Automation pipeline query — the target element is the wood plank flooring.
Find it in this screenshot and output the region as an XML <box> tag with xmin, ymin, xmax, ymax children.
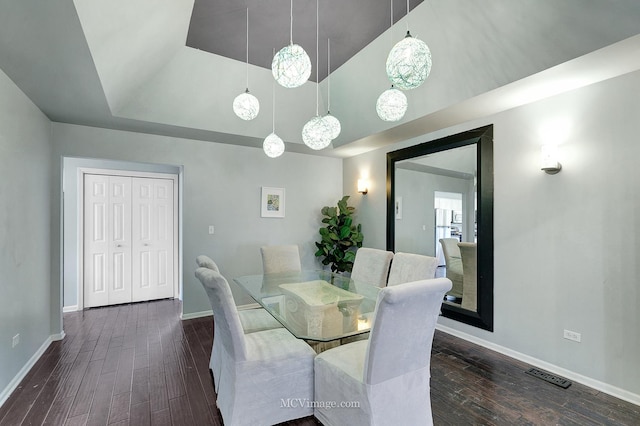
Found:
<box><xmin>1</xmin><ymin>299</ymin><xmax>638</xmax><ymax>425</ymax></box>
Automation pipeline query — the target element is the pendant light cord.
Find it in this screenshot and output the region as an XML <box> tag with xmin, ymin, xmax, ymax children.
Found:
<box><xmin>315</xmin><ymin>0</ymin><xmax>319</xmax><ymax>116</ymax></box>
<box><xmin>406</xmin><ymin>0</ymin><xmax>410</xmax><ymax>31</ymax></box>
<box><xmin>272</xmin><ymin>48</ymin><xmax>276</xmax><ymax>132</ymax></box>
<box><xmin>289</xmin><ymin>0</ymin><xmax>293</xmax><ymax>45</ymax></box>
<box><xmin>407</xmin><ymin>0</ymin><xmax>409</xmax><ymax>31</ymax></box>
<box><xmin>245</xmin><ymin>8</ymin><xmax>249</xmax><ymax>90</ymax></box>
<box><xmin>390</xmin><ymin>0</ymin><xmax>394</xmax><ymax>50</ymax></box>
<box><xmin>327</xmin><ymin>38</ymin><xmax>331</xmax><ymax>112</ymax></box>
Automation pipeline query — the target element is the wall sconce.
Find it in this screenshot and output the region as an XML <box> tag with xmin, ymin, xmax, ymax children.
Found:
<box><xmin>357</xmin><ymin>179</ymin><xmax>369</xmax><ymax>194</ymax></box>
<box><xmin>541</xmin><ymin>145</ymin><xmax>562</xmax><ymax>175</ymax></box>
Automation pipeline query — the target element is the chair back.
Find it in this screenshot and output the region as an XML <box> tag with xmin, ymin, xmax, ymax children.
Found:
<box><xmin>387</xmin><ymin>252</ymin><xmax>438</xmax><ymax>286</ymax></box>
<box><xmin>196</xmin><ymin>255</ymin><xmax>219</xmax><ymax>271</ymax></box>
<box><xmin>351</xmin><ymin>248</ymin><xmax>394</xmax><ymax>287</ymax></box>
<box><xmin>439</xmin><ymin>238</ymin><xmax>461</xmax><ymax>264</ymax></box>
<box><xmin>458</xmin><ymin>242</ymin><xmax>478</xmax><ymax>311</ymax></box>
<box><xmin>363</xmin><ymin>278</ymin><xmax>452</xmax><ymax>385</ymax></box>
<box><xmin>195</xmin><ymin>267</ymin><xmax>247</xmax><ymax>360</ymax></box>
<box><xmin>260</xmin><ymin>245</ymin><xmax>302</xmax><ymax>274</ymax></box>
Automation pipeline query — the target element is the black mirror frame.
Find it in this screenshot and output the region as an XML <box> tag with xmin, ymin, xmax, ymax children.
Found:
<box><xmin>386</xmin><ymin>125</ymin><xmax>494</xmax><ymax>331</ymax></box>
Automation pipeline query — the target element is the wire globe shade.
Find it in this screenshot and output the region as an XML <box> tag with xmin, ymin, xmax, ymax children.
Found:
<box><xmin>386</xmin><ymin>32</ymin><xmax>432</xmax><ymax>90</ymax></box>
<box><xmin>302</xmin><ymin>116</ymin><xmax>332</xmax><ymax>150</ymax></box>
<box><xmin>323</xmin><ymin>113</ymin><xmax>341</xmax><ymax>140</ymax></box>
<box><xmin>263</xmin><ymin>133</ymin><xmax>285</xmax><ymax>158</ymax></box>
<box><xmin>376</xmin><ymin>87</ymin><xmax>407</xmax><ymax>122</ymax></box>
<box><xmin>271</xmin><ymin>44</ymin><xmax>312</xmax><ymax>88</ymax></box>
<box><xmin>233</xmin><ymin>90</ymin><xmax>259</xmax><ymax>120</ymax></box>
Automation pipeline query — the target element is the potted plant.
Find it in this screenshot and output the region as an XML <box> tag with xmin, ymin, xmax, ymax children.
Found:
<box><xmin>314</xmin><ymin>195</ymin><xmax>364</xmax><ymax>273</ymax></box>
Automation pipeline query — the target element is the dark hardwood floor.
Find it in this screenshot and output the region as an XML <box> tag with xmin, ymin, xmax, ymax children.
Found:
<box><xmin>1</xmin><ymin>299</ymin><xmax>638</xmax><ymax>425</ymax></box>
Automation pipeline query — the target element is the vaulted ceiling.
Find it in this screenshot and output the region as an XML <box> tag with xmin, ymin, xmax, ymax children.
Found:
<box><xmin>1</xmin><ymin>0</ymin><xmax>640</xmax><ymax>157</ymax></box>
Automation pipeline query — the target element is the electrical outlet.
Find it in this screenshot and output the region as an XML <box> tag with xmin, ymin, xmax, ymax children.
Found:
<box><xmin>12</xmin><ymin>334</ymin><xmax>20</xmax><ymax>348</ymax></box>
<box><xmin>208</xmin><ymin>225</ymin><xmax>215</xmax><ymax>235</ymax></box>
<box><xmin>563</xmin><ymin>329</ymin><xmax>581</xmax><ymax>343</ymax></box>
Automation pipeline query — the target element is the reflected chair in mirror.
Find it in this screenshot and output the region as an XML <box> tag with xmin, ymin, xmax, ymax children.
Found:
<box><xmin>387</xmin><ymin>252</ymin><xmax>438</xmax><ymax>286</ymax></box>
<box><xmin>438</xmin><ymin>238</ymin><xmax>464</xmax><ymax>299</ymax></box>
<box><xmin>351</xmin><ymin>247</ymin><xmax>394</xmax><ymax>287</ymax></box>
<box><xmin>195</xmin><ymin>267</ymin><xmax>315</xmax><ymax>425</ymax></box>
<box><xmin>314</xmin><ymin>278</ymin><xmax>453</xmax><ymax>425</ymax></box>
<box><xmin>458</xmin><ymin>243</ymin><xmax>478</xmax><ymax>312</ymax></box>
<box><xmin>195</xmin><ymin>255</ymin><xmax>283</xmax><ymax>392</ymax></box>
<box><xmin>260</xmin><ymin>245</ymin><xmax>302</xmax><ymax>274</ymax></box>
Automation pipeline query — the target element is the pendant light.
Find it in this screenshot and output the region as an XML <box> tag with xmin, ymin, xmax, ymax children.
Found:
<box><xmin>233</xmin><ymin>8</ymin><xmax>260</xmax><ymax>120</ymax></box>
<box><xmin>272</xmin><ymin>0</ymin><xmax>312</xmax><ymax>88</ymax></box>
<box><xmin>386</xmin><ymin>0</ymin><xmax>432</xmax><ymax>90</ymax></box>
<box><xmin>264</xmin><ymin>50</ymin><xmax>285</xmax><ymax>158</ymax></box>
<box><xmin>376</xmin><ymin>85</ymin><xmax>407</xmax><ymax>121</ymax></box>
<box><xmin>323</xmin><ymin>38</ymin><xmax>341</xmax><ymax>140</ymax></box>
<box><xmin>302</xmin><ymin>0</ymin><xmax>331</xmax><ymax>150</ymax></box>
<box><xmin>376</xmin><ymin>0</ymin><xmax>407</xmax><ymax>122</ymax></box>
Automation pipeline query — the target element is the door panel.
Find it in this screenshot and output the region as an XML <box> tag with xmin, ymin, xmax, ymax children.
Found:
<box><xmin>84</xmin><ymin>175</ymin><xmax>130</xmax><ymax>307</ymax></box>
<box><xmin>107</xmin><ymin>176</ymin><xmax>132</xmax><ymax>305</ymax></box>
<box><xmin>132</xmin><ymin>177</ymin><xmax>174</xmax><ymax>302</ymax></box>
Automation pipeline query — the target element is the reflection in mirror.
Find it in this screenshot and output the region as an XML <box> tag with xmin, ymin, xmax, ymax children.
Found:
<box><xmin>395</xmin><ymin>144</ymin><xmax>476</xmax><ymax>308</ymax></box>
<box><xmin>387</xmin><ymin>125</ymin><xmax>493</xmax><ymax>331</ymax></box>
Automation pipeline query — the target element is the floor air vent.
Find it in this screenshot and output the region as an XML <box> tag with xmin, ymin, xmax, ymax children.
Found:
<box><xmin>525</xmin><ymin>368</ymin><xmax>572</xmax><ymax>389</ymax></box>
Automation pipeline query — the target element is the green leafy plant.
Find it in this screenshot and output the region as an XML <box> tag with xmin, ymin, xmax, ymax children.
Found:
<box><xmin>314</xmin><ymin>195</ymin><xmax>364</xmax><ymax>273</ymax></box>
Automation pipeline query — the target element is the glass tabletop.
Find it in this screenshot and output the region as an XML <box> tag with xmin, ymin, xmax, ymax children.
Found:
<box><xmin>233</xmin><ymin>270</ymin><xmax>380</xmax><ymax>341</ymax></box>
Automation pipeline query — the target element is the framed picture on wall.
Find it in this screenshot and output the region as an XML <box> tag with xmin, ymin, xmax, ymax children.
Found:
<box><xmin>261</xmin><ymin>187</ymin><xmax>285</xmax><ymax>218</ymax></box>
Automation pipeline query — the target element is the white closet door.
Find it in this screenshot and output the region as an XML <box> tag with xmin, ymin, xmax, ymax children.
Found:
<box><xmin>84</xmin><ymin>175</ymin><xmax>132</xmax><ymax>308</ymax></box>
<box><xmin>131</xmin><ymin>177</ymin><xmax>175</xmax><ymax>302</ymax></box>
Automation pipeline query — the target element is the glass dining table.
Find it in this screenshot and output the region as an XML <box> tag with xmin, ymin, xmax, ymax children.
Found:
<box><xmin>233</xmin><ymin>270</ymin><xmax>381</xmax><ymax>343</ymax></box>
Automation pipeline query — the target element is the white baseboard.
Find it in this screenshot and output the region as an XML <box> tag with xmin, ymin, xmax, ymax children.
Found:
<box><xmin>435</xmin><ymin>323</ymin><xmax>640</xmax><ymax>406</ymax></box>
<box><xmin>180</xmin><ymin>309</ymin><xmax>213</xmax><ymax>320</ymax></box>
<box><xmin>63</xmin><ymin>305</ymin><xmax>78</xmax><ymax>313</ymax></box>
<box><xmin>180</xmin><ymin>303</ymin><xmax>260</xmax><ymax>320</ymax></box>
<box><xmin>0</xmin><ymin>333</ymin><xmax>59</xmax><ymax>408</ymax></box>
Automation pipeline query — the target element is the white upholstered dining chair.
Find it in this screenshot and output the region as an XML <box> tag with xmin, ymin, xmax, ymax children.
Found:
<box><xmin>350</xmin><ymin>247</ymin><xmax>394</xmax><ymax>287</ymax></box>
<box><xmin>314</xmin><ymin>278</ymin><xmax>453</xmax><ymax>425</ymax></box>
<box><xmin>195</xmin><ymin>255</ymin><xmax>282</xmax><ymax>392</ymax></box>
<box><xmin>260</xmin><ymin>244</ymin><xmax>302</xmax><ymax>274</ymax></box>
<box><xmin>386</xmin><ymin>252</ymin><xmax>438</xmax><ymax>286</ymax></box>
<box><xmin>195</xmin><ymin>267</ymin><xmax>315</xmax><ymax>426</ymax></box>
<box><xmin>458</xmin><ymin>242</ymin><xmax>478</xmax><ymax>312</ymax></box>
<box><xmin>196</xmin><ymin>254</ymin><xmax>219</xmax><ymax>271</ymax></box>
<box><xmin>439</xmin><ymin>238</ymin><xmax>464</xmax><ymax>298</ymax></box>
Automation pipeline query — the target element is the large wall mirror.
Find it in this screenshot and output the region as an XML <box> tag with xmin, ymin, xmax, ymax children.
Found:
<box><xmin>386</xmin><ymin>125</ymin><xmax>493</xmax><ymax>331</ymax></box>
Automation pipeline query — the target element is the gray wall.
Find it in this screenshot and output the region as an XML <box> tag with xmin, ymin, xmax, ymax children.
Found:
<box><xmin>0</xmin><ymin>69</ymin><xmax>53</xmax><ymax>398</ymax></box>
<box><xmin>51</xmin><ymin>123</ymin><xmax>343</xmax><ymax>316</ymax></box>
<box><xmin>344</xmin><ymin>70</ymin><xmax>640</xmax><ymax>398</ymax></box>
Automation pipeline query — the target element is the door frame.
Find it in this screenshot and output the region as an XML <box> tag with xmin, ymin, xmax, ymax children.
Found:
<box><xmin>78</xmin><ymin>167</ymin><xmax>179</xmax><ymax>310</ymax></box>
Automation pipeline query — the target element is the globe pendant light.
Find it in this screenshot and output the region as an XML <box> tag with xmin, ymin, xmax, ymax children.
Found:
<box><xmin>323</xmin><ymin>39</ymin><xmax>341</xmax><ymax>140</ymax></box>
<box><xmin>264</xmin><ymin>50</ymin><xmax>285</xmax><ymax>158</ymax></box>
<box><xmin>302</xmin><ymin>0</ymin><xmax>331</xmax><ymax>150</ymax></box>
<box><xmin>272</xmin><ymin>0</ymin><xmax>311</xmax><ymax>88</ymax></box>
<box><xmin>386</xmin><ymin>0</ymin><xmax>432</xmax><ymax>90</ymax></box>
<box><xmin>302</xmin><ymin>116</ymin><xmax>332</xmax><ymax>150</ymax></box>
<box><xmin>233</xmin><ymin>8</ymin><xmax>259</xmax><ymax>120</ymax></box>
<box><xmin>233</xmin><ymin>89</ymin><xmax>259</xmax><ymax>121</ymax></box>
<box><xmin>263</xmin><ymin>133</ymin><xmax>285</xmax><ymax>158</ymax></box>
<box><xmin>376</xmin><ymin>85</ymin><xmax>407</xmax><ymax>122</ymax></box>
